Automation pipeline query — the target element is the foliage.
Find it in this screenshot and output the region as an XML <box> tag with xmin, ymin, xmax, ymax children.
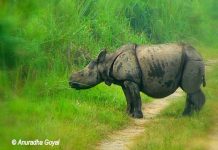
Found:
<box><xmin>132</xmin><ymin>64</ymin><xmax>218</xmax><ymax>150</ymax></box>
<box><xmin>0</xmin><ymin>0</ymin><xmax>217</xmax><ymax>149</ymax></box>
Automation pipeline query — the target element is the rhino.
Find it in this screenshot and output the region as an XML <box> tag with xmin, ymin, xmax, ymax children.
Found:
<box><xmin>69</xmin><ymin>43</ymin><xmax>206</xmax><ymax>118</ymax></box>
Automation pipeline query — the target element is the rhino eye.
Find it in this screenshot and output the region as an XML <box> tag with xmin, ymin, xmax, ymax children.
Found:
<box><xmin>80</xmin><ymin>73</ymin><xmax>84</xmax><ymax>77</ymax></box>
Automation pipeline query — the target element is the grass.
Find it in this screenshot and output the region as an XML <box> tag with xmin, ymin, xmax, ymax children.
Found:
<box><xmin>131</xmin><ymin>61</ymin><xmax>218</xmax><ymax>150</ymax></box>
<box><xmin>0</xmin><ymin>83</ymin><xmax>131</xmax><ymax>150</ymax></box>
<box><xmin>0</xmin><ymin>0</ymin><xmax>218</xmax><ymax>149</ymax></box>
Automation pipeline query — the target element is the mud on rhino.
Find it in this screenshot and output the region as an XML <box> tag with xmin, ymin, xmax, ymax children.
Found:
<box><xmin>69</xmin><ymin>43</ymin><xmax>206</xmax><ymax>118</ymax></box>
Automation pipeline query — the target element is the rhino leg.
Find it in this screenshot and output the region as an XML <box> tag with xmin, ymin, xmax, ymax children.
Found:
<box><xmin>123</xmin><ymin>81</ymin><xmax>143</xmax><ymax>118</ymax></box>
<box><xmin>183</xmin><ymin>89</ymin><xmax>205</xmax><ymax>115</ymax></box>
<box><xmin>181</xmin><ymin>60</ymin><xmax>206</xmax><ymax>115</ymax></box>
<box><xmin>122</xmin><ymin>86</ymin><xmax>134</xmax><ymax>115</ymax></box>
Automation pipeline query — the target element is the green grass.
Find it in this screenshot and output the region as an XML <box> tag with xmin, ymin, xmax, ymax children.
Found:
<box><xmin>0</xmin><ymin>83</ymin><xmax>131</xmax><ymax>150</ymax></box>
<box><xmin>0</xmin><ymin>0</ymin><xmax>218</xmax><ymax>149</ymax></box>
<box><xmin>131</xmin><ymin>62</ymin><xmax>218</xmax><ymax>150</ymax></box>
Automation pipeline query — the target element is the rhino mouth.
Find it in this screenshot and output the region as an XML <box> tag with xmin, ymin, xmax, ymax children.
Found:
<box><xmin>69</xmin><ymin>81</ymin><xmax>92</xmax><ymax>89</ymax></box>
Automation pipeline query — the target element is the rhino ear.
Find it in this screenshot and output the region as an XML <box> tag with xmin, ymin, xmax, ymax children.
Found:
<box><xmin>97</xmin><ymin>49</ymin><xmax>107</xmax><ymax>63</ymax></box>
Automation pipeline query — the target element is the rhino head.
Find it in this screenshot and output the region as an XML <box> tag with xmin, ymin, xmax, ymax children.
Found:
<box><xmin>69</xmin><ymin>50</ymin><xmax>107</xmax><ymax>89</ymax></box>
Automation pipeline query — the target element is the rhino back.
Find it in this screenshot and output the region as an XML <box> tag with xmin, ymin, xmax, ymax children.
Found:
<box><xmin>136</xmin><ymin>43</ymin><xmax>184</xmax><ymax>98</ymax></box>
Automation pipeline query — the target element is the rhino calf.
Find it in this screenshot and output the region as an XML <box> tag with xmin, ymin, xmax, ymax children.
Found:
<box><xmin>69</xmin><ymin>43</ymin><xmax>206</xmax><ymax>118</ymax></box>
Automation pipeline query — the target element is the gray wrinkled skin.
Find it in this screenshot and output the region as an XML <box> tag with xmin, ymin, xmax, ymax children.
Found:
<box><xmin>69</xmin><ymin>43</ymin><xmax>206</xmax><ymax>118</ymax></box>
<box><xmin>136</xmin><ymin>44</ymin><xmax>184</xmax><ymax>98</ymax></box>
<box><xmin>69</xmin><ymin>61</ymin><xmax>101</xmax><ymax>89</ymax></box>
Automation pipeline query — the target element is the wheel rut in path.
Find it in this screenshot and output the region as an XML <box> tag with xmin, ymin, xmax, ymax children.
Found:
<box><xmin>208</xmin><ymin>115</ymin><xmax>218</xmax><ymax>150</ymax></box>
<box><xmin>96</xmin><ymin>88</ymin><xmax>183</xmax><ymax>150</ymax></box>
<box><xmin>205</xmin><ymin>59</ymin><xmax>218</xmax><ymax>150</ymax></box>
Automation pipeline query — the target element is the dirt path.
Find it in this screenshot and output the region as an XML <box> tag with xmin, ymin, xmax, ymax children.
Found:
<box><xmin>208</xmin><ymin>116</ymin><xmax>218</xmax><ymax>150</ymax></box>
<box><xmin>205</xmin><ymin>59</ymin><xmax>218</xmax><ymax>71</ymax></box>
<box><xmin>205</xmin><ymin>59</ymin><xmax>218</xmax><ymax>150</ymax></box>
<box><xmin>96</xmin><ymin>88</ymin><xmax>183</xmax><ymax>150</ymax></box>
<box><xmin>96</xmin><ymin>59</ymin><xmax>218</xmax><ymax>150</ymax></box>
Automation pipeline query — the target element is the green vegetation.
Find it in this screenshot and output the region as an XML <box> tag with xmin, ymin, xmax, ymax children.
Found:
<box><xmin>0</xmin><ymin>0</ymin><xmax>217</xmax><ymax>149</ymax></box>
<box><xmin>0</xmin><ymin>83</ymin><xmax>131</xmax><ymax>149</ymax></box>
<box><xmin>131</xmin><ymin>63</ymin><xmax>218</xmax><ymax>150</ymax></box>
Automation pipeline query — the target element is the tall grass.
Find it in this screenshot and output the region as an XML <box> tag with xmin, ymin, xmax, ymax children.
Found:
<box><xmin>1</xmin><ymin>0</ymin><xmax>217</xmax><ymax>85</ymax></box>
<box><xmin>0</xmin><ymin>0</ymin><xmax>217</xmax><ymax>149</ymax></box>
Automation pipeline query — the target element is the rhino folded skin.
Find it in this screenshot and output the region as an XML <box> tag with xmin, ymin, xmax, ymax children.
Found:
<box><xmin>69</xmin><ymin>43</ymin><xmax>206</xmax><ymax>118</ymax></box>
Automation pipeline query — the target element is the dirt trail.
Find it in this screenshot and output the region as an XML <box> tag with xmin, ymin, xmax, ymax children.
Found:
<box><xmin>96</xmin><ymin>59</ymin><xmax>218</xmax><ymax>150</ymax></box>
<box><xmin>208</xmin><ymin>116</ymin><xmax>218</xmax><ymax>150</ymax></box>
<box><xmin>205</xmin><ymin>59</ymin><xmax>218</xmax><ymax>71</ymax></box>
<box><xmin>96</xmin><ymin>88</ymin><xmax>183</xmax><ymax>150</ymax></box>
<box><xmin>206</xmin><ymin>59</ymin><xmax>218</xmax><ymax>150</ymax></box>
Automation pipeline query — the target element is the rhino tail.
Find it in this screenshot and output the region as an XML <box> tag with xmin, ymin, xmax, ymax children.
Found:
<box><xmin>201</xmin><ymin>63</ymin><xmax>206</xmax><ymax>87</ymax></box>
<box><xmin>203</xmin><ymin>74</ymin><xmax>206</xmax><ymax>87</ymax></box>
